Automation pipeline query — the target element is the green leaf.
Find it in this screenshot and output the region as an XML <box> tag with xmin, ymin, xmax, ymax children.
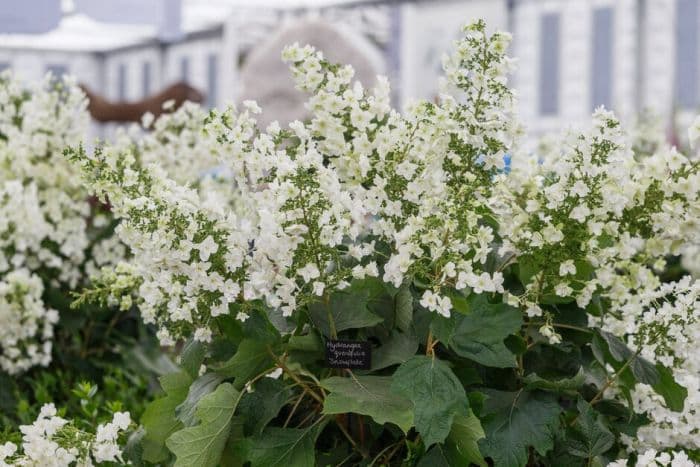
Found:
<box><xmin>214</xmin><ymin>339</ymin><xmax>276</xmax><ymax>389</ymax></box>
<box><xmin>321</xmin><ymin>375</ymin><xmax>414</xmax><ymax>432</ymax></box>
<box><xmin>447</xmin><ymin>410</ymin><xmax>488</xmax><ymax>466</ymax></box>
<box><xmin>446</xmin><ymin>291</ymin><xmax>470</xmax><ymax>315</ymax></box>
<box><xmin>367</xmin><ymin>279</ymin><xmax>414</xmax><ymax>332</ymax></box>
<box><xmin>123</xmin><ymin>427</ymin><xmax>146</xmax><ymax>467</ymax></box>
<box><xmin>417</xmin><ymin>410</ymin><xmax>487</xmax><ymax>467</ymax></box>
<box><xmin>391</xmin><ymin>356</ymin><xmax>469</xmax><ymax>446</ymax></box>
<box><xmin>288</xmin><ymin>333</ymin><xmax>324</xmax><ymax>353</ymax></box>
<box><xmin>209</xmin><ymin>336</ymin><xmax>237</xmax><ymax>362</ymax></box>
<box><xmin>417</xmin><ymin>445</ymin><xmax>454</xmax><ymax>467</ymax></box>
<box><xmin>166</xmin><ymin>382</ymin><xmax>241</xmax><ymax>467</ymax></box>
<box><xmin>479</xmin><ymin>390</ymin><xmax>561</xmax><ymax>467</ymax></box>
<box><xmin>237</xmin><ymin>378</ymin><xmax>292</xmax><ymax>435</ymax></box>
<box><xmin>308</xmin><ymin>283</ymin><xmax>384</xmax><ymax>337</ymax></box>
<box><xmin>267</xmin><ymin>306</ymin><xmax>295</xmax><ymax>334</ymax></box>
<box><xmin>651</xmin><ymin>363</ymin><xmax>687</xmax><ymax>412</ymax></box>
<box><xmin>176</xmin><ymin>373</ymin><xmax>225</xmax><ymax>426</ymax></box>
<box><xmin>597</xmin><ymin>330</ymin><xmax>659</xmax><ymax>385</ymax></box>
<box><xmin>371</xmin><ymin>331</ymin><xmax>419</xmax><ymax>371</ymax></box>
<box><xmin>0</xmin><ymin>371</ymin><xmax>17</xmax><ymax>417</ymax></box>
<box><xmin>141</xmin><ymin>371</ymin><xmax>193</xmax><ymax>463</ymax></box>
<box><xmin>244</xmin><ymin>422</ymin><xmax>328</xmax><ymax>467</ymax></box>
<box><xmin>594</xmin><ymin>330</ymin><xmax>685</xmax><ymax>409</ymax></box>
<box><xmin>394</xmin><ymin>281</ymin><xmax>414</xmax><ymax>332</ymax></box>
<box><xmin>523</xmin><ymin>368</ymin><xmax>585</xmax><ymax>395</ymax></box>
<box><xmin>241</xmin><ymin>308</ymin><xmax>282</xmax><ymax>343</ymax></box>
<box><xmin>435</xmin><ymin>295</ymin><xmax>522</xmax><ymax>368</ymax></box>
<box><xmin>221</xmin><ymin>417</ymin><xmax>247</xmax><ymax>467</ymax></box>
<box><xmin>181</xmin><ymin>339</ymin><xmax>207</xmax><ymax>379</ymax></box>
<box><xmin>566</xmin><ymin>399</ymin><xmax>614</xmax><ymax>459</ymax></box>
<box><xmin>122</xmin><ymin>341</ymin><xmax>179</xmax><ymax>377</ymax></box>
<box><xmin>517</xmin><ymin>257</ymin><xmax>593</xmax><ymax>305</ymax></box>
<box><xmin>516</xmin><ymin>255</ymin><xmax>539</xmax><ymax>288</ymax></box>
<box><xmin>430</xmin><ymin>314</ymin><xmax>456</xmax><ymax>344</ymax></box>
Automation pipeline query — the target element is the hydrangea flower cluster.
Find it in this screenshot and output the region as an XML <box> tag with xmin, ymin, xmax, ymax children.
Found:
<box><xmin>494</xmin><ymin>109</ymin><xmax>700</xmax><ymax>333</ymax></box>
<box><xmin>601</xmin><ymin>278</ymin><xmax>700</xmax><ymax>453</ymax></box>
<box><xmin>0</xmin><ymin>269</ymin><xmax>57</xmax><ymax>374</ymax></box>
<box><xmin>0</xmin><ymin>73</ymin><xmax>130</xmax><ymax>374</ymax></box>
<box><xmin>138</xmin><ymin>102</ymin><xmax>222</xmax><ymax>185</ymax></box>
<box><xmin>0</xmin><ymin>404</ymin><xmax>130</xmax><ymax>466</ymax></box>
<box><xmin>609</xmin><ymin>449</ymin><xmax>696</xmax><ymax>467</ymax></box>
<box><xmin>69</xmin><ymin>21</ymin><xmax>516</xmax><ymax>345</ymax></box>
<box><xmin>498</xmin><ymin>111</ymin><xmax>700</xmax><ymax>455</ymax></box>
<box><xmin>104</xmin><ymin>101</ymin><xmax>247</xmax><ymax>218</ymax></box>
<box><xmin>0</xmin><ymin>73</ymin><xmax>92</xmax><ymax>287</ymax></box>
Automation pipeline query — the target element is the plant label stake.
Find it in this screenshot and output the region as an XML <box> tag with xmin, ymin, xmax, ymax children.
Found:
<box><xmin>325</xmin><ymin>339</ymin><xmax>371</xmax><ymax>369</ymax></box>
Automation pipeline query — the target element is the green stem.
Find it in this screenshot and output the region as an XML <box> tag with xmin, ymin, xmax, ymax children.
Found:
<box><xmin>284</xmin><ymin>390</ymin><xmax>307</xmax><ymax>428</ymax></box>
<box><xmin>325</xmin><ymin>292</ymin><xmax>337</xmax><ymax>339</ymax></box>
<box><xmin>590</xmin><ymin>348</ymin><xmax>642</xmax><ymax>406</ymax></box>
<box><xmin>368</xmin><ymin>441</ymin><xmax>402</xmax><ymax>467</ymax></box>
<box><xmin>269</xmin><ymin>348</ymin><xmax>325</xmax><ymax>404</ymax></box>
<box><xmin>336</xmin><ymin>419</ymin><xmax>360</xmax><ymax>452</ymax></box>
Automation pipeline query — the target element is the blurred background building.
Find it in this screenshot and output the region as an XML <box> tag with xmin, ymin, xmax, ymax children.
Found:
<box><xmin>0</xmin><ymin>0</ymin><xmax>692</xmax><ymax>142</ymax></box>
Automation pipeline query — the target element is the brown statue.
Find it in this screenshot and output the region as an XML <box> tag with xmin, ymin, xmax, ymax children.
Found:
<box><xmin>79</xmin><ymin>82</ymin><xmax>205</xmax><ymax>123</ymax></box>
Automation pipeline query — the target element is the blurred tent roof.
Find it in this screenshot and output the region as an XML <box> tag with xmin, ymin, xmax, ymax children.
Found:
<box><xmin>0</xmin><ymin>0</ymin><xmax>387</xmax><ymax>52</ymax></box>
<box><xmin>0</xmin><ymin>14</ymin><xmax>156</xmax><ymax>52</ymax></box>
<box><xmin>184</xmin><ymin>0</ymin><xmax>382</xmax><ymax>9</ymax></box>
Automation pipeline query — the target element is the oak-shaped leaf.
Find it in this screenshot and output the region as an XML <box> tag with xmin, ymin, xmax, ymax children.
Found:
<box><xmin>391</xmin><ymin>356</ymin><xmax>469</xmax><ymax>446</ymax></box>
<box><xmin>166</xmin><ymin>382</ymin><xmax>241</xmax><ymax>467</ymax></box>
<box><xmin>478</xmin><ymin>390</ymin><xmax>561</xmax><ymax>467</ymax></box>
<box><xmin>141</xmin><ymin>371</ymin><xmax>192</xmax><ymax>463</ymax></box>
<box><xmin>321</xmin><ymin>375</ymin><xmax>413</xmax><ymax>432</ymax></box>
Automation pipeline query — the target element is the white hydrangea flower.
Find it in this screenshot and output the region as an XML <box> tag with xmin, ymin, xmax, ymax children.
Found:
<box><xmin>0</xmin><ymin>74</ymin><xmax>133</xmax><ymax>374</ymax></box>
<box><xmin>1</xmin><ymin>404</ymin><xmax>129</xmax><ymax>466</ymax></box>
<box><xmin>0</xmin><ymin>269</ymin><xmax>57</xmax><ymax>375</ymax></box>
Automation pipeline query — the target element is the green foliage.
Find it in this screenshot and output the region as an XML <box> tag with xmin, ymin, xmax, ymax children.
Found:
<box><xmin>321</xmin><ymin>375</ymin><xmax>413</xmax><ymax>432</ymax></box>
<box><xmin>243</xmin><ymin>421</ymin><xmax>328</xmax><ymax>467</ymax></box>
<box><xmin>432</xmin><ymin>295</ymin><xmax>522</xmax><ymax>368</ymax></box>
<box><xmin>419</xmin><ymin>410</ymin><xmax>487</xmax><ymax>467</ymax></box>
<box><xmin>106</xmin><ymin>241</ymin><xmax>691</xmax><ymax>467</ymax></box>
<box><xmin>166</xmin><ymin>382</ymin><xmax>241</xmax><ymax>467</ymax></box>
<box><xmin>237</xmin><ymin>378</ymin><xmax>292</xmax><ymax>436</ymax></box>
<box><xmin>391</xmin><ymin>356</ymin><xmax>469</xmax><ymax>447</ymax></box>
<box><xmin>180</xmin><ymin>339</ymin><xmax>207</xmax><ymax>379</ymax></box>
<box><xmin>478</xmin><ymin>390</ymin><xmax>562</xmax><ymax>467</ymax></box>
<box><xmin>370</xmin><ymin>331</ymin><xmax>419</xmax><ymax>371</ymax></box>
<box><xmin>523</xmin><ymin>369</ymin><xmax>585</xmax><ymax>395</ymax></box>
<box><xmin>592</xmin><ymin>330</ymin><xmax>687</xmax><ymax>412</ymax></box>
<box><xmin>1</xmin><ymin>255</ymin><xmax>164</xmax><ymax>449</ymax></box>
<box><xmin>214</xmin><ymin>339</ymin><xmax>277</xmax><ymax>389</ymax></box>
<box><xmin>141</xmin><ymin>371</ymin><xmax>192</xmax><ymax>463</ymax></box>
<box><xmin>175</xmin><ymin>373</ymin><xmax>225</xmax><ymax>426</ymax></box>
<box><xmin>652</xmin><ymin>364</ymin><xmax>688</xmax><ymax>412</ymax></box>
<box><xmin>566</xmin><ymin>400</ymin><xmax>615</xmax><ymax>460</ymax></box>
<box><xmin>308</xmin><ymin>280</ymin><xmax>384</xmax><ymax>337</ymax></box>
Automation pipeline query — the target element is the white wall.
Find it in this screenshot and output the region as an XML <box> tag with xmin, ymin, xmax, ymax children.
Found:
<box><xmin>399</xmin><ymin>0</ymin><xmax>509</xmax><ymax>106</ymax></box>
<box><xmin>104</xmin><ymin>46</ymin><xmax>162</xmax><ymax>101</ymax></box>
<box><xmin>641</xmin><ymin>0</ymin><xmax>675</xmax><ymax>118</ymax></box>
<box><xmin>513</xmin><ymin>0</ymin><xmax>639</xmax><ymax>138</ymax></box>
<box><xmin>163</xmin><ymin>35</ymin><xmax>225</xmax><ymax>107</ymax></box>
<box><xmin>0</xmin><ymin>49</ymin><xmax>100</xmax><ymax>88</ymax></box>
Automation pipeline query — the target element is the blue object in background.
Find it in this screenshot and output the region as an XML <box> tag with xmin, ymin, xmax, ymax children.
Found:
<box><xmin>502</xmin><ymin>153</ymin><xmax>512</xmax><ymax>173</ymax></box>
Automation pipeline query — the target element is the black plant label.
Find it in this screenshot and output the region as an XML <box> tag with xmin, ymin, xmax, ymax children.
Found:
<box><xmin>325</xmin><ymin>339</ymin><xmax>371</xmax><ymax>369</ymax></box>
